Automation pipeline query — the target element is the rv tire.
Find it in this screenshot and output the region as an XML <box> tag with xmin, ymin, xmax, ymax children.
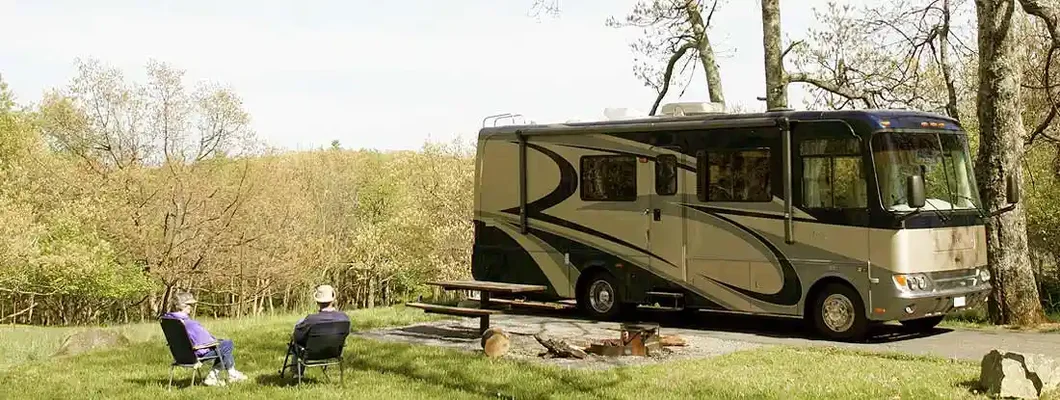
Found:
<box><xmin>578</xmin><ymin>272</ymin><xmax>623</xmax><ymax>320</ymax></box>
<box><xmin>810</xmin><ymin>282</ymin><xmax>868</xmax><ymax>342</ymax></box>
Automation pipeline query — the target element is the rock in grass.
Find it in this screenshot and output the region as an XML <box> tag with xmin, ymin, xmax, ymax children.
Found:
<box><xmin>52</xmin><ymin>329</ymin><xmax>131</xmax><ymax>357</ymax></box>
<box><xmin>481</xmin><ymin>327</ymin><xmax>510</xmax><ymax>358</ymax></box>
<box><xmin>979</xmin><ymin>349</ymin><xmax>1060</xmax><ymax>399</ymax></box>
<box><xmin>1024</xmin><ymin>353</ymin><xmax>1060</xmax><ymax>396</ymax></box>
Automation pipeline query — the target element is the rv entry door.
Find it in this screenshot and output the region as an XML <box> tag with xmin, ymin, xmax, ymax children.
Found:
<box><xmin>648</xmin><ymin>148</ymin><xmax>687</xmax><ymax>284</ymax></box>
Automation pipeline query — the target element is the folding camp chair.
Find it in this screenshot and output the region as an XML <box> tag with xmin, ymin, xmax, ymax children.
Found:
<box><xmin>278</xmin><ymin>320</ymin><xmax>351</xmax><ymax>385</ymax></box>
<box><xmin>159</xmin><ymin>317</ymin><xmax>224</xmax><ymax>390</ymax></box>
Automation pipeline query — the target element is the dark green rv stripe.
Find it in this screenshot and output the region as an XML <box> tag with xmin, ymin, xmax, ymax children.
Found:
<box><xmin>497</xmin><ymin>141</ymin><xmax>682</xmax><ymax>270</ymax></box>
<box><xmin>683</xmin><ymin>204</ymin><xmax>803</xmax><ymax>306</ymax></box>
<box><xmin>552</xmin><ymin>143</ymin><xmax>697</xmax><ymax>172</ymax></box>
<box><xmin>470</xmin><ymin>221</ymin><xmax>557</xmax><ymax>297</ymax></box>
<box><xmin>501</xmin><ymin>142</ymin><xmax>579</xmax><ymax>216</ymax></box>
<box><xmin>687</xmin><ymin>205</ymin><xmax>819</xmax><ymax>224</ymax></box>
<box><xmin>514</xmin><ymin>211</ymin><xmax>679</xmax><ymax>270</ymax></box>
<box><xmin>526</xmin><ymin>226</ymin><xmax>725</xmax><ymax>310</ymax></box>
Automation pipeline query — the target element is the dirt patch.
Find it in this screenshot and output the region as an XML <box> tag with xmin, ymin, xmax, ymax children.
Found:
<box><xmin>355</xmin><ymin>314</ymin><xmax>764</xmax><ymax>370</ymax></box>
<box><xmin>52</xmin><ymin>328</ymin><xmax>131</xmax><ymax>357</ymax></box>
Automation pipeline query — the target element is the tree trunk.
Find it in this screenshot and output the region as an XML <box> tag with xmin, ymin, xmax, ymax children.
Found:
<box><xmin>684</xmin><ymin>0</ymin><xmax>725</xmax><ymax>104</ymax></box>
<box><xmin>283</xmin><ymin>285</ymin><xmax>290</xmax><ymax>310</ymax></box>
<box><xmin>367</xmin><ymin>275</ymin><xmax>375</xmax><ymax>309</ymax></box>
<box><xmin>27</xmin><ymin>295</ymin><xmax>35</xmax><ymax>324</ymax></box>
<box><xmin>940</xmin><ymin>0</ymin><xmax>961</xmax><ymax>120</ymax></box>
<box><xmin>761</xmin><ymin>0</ymin><xmax>787</xmax><ymax>109</ymax></box>
<box><xmin>974</xmin><ymin>0</ymin><xmax>1044</xmax><ymax>326</ymax></box>
<box><xmin>698</xmin><ymin>37</ymin><xmax>726</xmax><ymax>105</ymax></box>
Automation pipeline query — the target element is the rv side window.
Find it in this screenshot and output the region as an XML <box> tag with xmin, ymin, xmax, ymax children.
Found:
<box><xmin>696</xmin><ymin>148</ymin><xmax>771</xmax><ymax>202</ymax></box>
<box><xmin>800</xmin><ymin>138</ymin><xmax>867</xmax><ymax>208</ymax></box>
<box><xmin>655</xmin><ymin>155</ymin><xmax>677</xmax><ymax>196</ymax></box>
<box><xmin>580</xmin><ymin>155</ymin><xmax>637</xmax><ymax>201</ymax></box>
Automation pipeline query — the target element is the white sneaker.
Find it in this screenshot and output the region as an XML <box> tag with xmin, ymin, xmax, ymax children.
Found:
<box><xmin>227</xmin><ymin>369</ymin><xmax>248</xmax><ymax>383</ymax></box>
<box><xmin>202</xmin><ymin>369</ymin><xmax>226</xmax><ymax>387</ymax></box>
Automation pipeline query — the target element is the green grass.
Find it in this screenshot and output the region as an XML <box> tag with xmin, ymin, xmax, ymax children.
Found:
<box><xmin>0</xmin><ymin>306</ymin><xmax>1010</xmax><ymax>399</ymax></box>
<box><xmin>941</xmin><ymin>305</ymin><xmax>1060</xmax><ymax>332</ymax></box>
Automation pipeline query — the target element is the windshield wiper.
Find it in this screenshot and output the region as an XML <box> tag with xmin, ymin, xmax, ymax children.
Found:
<box><xmin>900</xmin><ymin>199</ymin><xmax>950</xmax><ymax>223</ymax></box>
<box><xmin>923</xmin><ymin>198</ymin><xmax>951</xmax><ymax>222</ymax></box>
<box><xmin>953</xmin><ymin>193</ymin><xmax>987</xmax><ymax>218</ymax></box>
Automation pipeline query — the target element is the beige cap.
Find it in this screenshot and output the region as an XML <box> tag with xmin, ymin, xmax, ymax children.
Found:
<box><xmin>174</xmin><ymin>292</ymin><xmax>197</xmax><ymax>307</ymax></box>
<box><xmin>314</xmin><ymin>285</ymin><xmax>336</xmax><ymax>303</ymax></box>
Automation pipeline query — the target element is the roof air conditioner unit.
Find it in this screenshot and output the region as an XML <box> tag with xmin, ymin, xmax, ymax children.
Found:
<box><xmin>603</xmin><ymin>107</ymin><xmax>646</xmax><ymax>120</ymax></box>
<box><xmin>660</xmin><ymin>102</ymin><xmax>726</xmax><ymax>116</ymax></box>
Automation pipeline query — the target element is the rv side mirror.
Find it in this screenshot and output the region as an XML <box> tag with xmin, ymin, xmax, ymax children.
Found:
<box><xmin>1006</xmin><ymin>174</ymin><xmax>1020</xmax><ymax>204</ymax></box>
<box><xmin>907</xmin><ymin>175</ymin><xmax>926</xmax><ymax>209</ymax></box>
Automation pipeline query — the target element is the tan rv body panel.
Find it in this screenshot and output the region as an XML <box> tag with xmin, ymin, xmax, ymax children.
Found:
<box><xmin>473</xmin><ymin>126</ymin><xmax>991</xmax><ymax>321</ymax></box>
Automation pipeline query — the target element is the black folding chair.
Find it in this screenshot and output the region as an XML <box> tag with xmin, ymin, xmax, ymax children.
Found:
<box><xmin>159</xmin><ymin>317</ymin><xmax>223</xmax><ymax>390</ymax></box>
<box><xmin>278</xmin><ymin>320</ymin><xmax>351</xmax><ymax>385</ymax></box>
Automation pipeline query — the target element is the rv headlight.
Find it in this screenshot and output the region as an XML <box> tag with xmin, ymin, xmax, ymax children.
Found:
<box><xmin>893</xmin><ymin>273</ymin><xmax>930</xmax><ymax>291</ymax></box>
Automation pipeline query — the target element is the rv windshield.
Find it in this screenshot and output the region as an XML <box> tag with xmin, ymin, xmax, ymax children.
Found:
<box><xmin>872</xmin><ymin>131</ymin><xmax>982</xmax><ymax>212</ymax></box>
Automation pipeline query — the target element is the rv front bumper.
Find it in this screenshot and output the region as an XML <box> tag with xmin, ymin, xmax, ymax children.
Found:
<box><xmin>869</xmin><ymin>269</ymin><xmax>992</xmax><ymax>321</ymax></box>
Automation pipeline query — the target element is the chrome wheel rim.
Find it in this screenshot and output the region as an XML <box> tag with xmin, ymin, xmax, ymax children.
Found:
<box><xmin>822</xmin><ymin>293</ymin><xmax>855</xmax><ymax>333</ymax></box>
<box><xmin>589</xmin><ymin>280</ymin><xmax>614</xmax><ymax>313</ymax></box>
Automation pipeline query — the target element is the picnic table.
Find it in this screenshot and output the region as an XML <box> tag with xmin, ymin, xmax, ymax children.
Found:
<box><xmin>406</xmin><ymin>280</ymin><xmax>547</xmax><ymax>335</ymax></box>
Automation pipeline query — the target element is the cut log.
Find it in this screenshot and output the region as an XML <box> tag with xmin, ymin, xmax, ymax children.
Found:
<box><xmin>660</xmin><ymin>335</ymin><xmax>687</xmax><ymax>347</ymax></box>
<box><xmin>481</xmin><ymin>327</ymin><xmax>510</xmax><ymax>358</ymax></box>
<box><xmin>534</xmin><ymin>334</ymin><xmax>588</xmax><ymax>359</ymax></box>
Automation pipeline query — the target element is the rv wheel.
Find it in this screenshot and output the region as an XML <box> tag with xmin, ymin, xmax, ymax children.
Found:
<box><xmin>810</xmin><ymin>283</ymin><xmax>868</xmax><ymax>342</ymax></box>
<box><xmin>578</xmin><ymin>272</ymin><xmax>622</xmax><ymax>320</ymax></box>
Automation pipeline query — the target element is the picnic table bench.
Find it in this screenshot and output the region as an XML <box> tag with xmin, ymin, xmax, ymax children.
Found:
<box><xmin>406</xmin><ymin>280</ymin><xmax>547</xmax><ymax>335</ymax></box>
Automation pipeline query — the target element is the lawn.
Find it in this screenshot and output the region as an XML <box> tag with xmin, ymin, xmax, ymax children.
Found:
<box><xmin>0</xmin><ymin>306</ymin><xmax>1018</xmax><ymax>399</ymax></box>
<box><xmin>942</xmin><ymin>305</ymin><xmax>1060</xmax><ymax>332</ymax></box>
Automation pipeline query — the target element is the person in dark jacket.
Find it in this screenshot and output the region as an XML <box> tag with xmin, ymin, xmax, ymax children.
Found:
<box><xmin>289</xmin><ymin>285</ymin><xmax>350</xmax><ymax>376</ymax></box>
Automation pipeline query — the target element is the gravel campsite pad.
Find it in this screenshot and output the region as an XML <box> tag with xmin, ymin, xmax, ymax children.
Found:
<box><xmin>354</xmin><ymin>313</ymin><xmax>764</xmax><ymax>370</ymax></box>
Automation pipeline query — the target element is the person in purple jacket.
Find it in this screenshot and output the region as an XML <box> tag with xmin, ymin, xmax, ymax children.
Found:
<box><xmin>162</xmin><ymin>292</ymin><xmax>248</xmax><ymax>386</ymax></box>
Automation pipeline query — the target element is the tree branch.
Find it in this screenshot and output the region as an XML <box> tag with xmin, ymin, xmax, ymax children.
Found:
<box><xmin>788</xmin><ymin>72</ymin><xmax>880</xmax><ymax>108</ymax></box>
<box><xmin>0</xmin><ymin>287</ymin><xmax>60</xmax><ymax>296</ymax></box>
<box><xmin>1026</xmin><ymin>104</ymin><xmax>1059</xmax><ymax>146</ymax></box>
<box><xmin>704</xmin><ymin>0</ymin><xmax>719</xmax><ymax>27</ymax></box>
<box><xmin>781</xmin><ymin>40</ymin><xmax>804</xmax><ymax>61</ymax></box>
<box><xmin>1020</xmin><ymin>0</ymin><xmax>1060</xmax><ymax>48</ymax></box>
<box><xmin>0</xmin><ymin>305</ymin><xmax>35</xmax><ymax>323</ymax></box>
<box><xmin>650</xmin><ymin>42</ymin><xmax>696</xmax><ymax>115</ymax></box>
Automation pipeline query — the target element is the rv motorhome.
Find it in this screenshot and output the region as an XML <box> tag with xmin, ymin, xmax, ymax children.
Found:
<box><xmin>470</xmin><ymin>103</ymin><xmax>1014</xmax><ymax>341</ymax></box>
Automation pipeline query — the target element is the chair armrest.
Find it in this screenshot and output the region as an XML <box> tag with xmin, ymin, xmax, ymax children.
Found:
<box><xmin>192</xmin><ymin>341</ymin><xmax>220</xmax><ymax>350</ymax></box>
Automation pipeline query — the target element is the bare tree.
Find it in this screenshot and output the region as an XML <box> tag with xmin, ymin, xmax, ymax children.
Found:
<box><xmin>608</xmin><ymin>0</ymin><xmax>726</xmax><ymax>115</ymax></box>
<box><xmin>530</xmin><ymin>0</ymin><xmax>562</xmax><ymax>18</ymax></box>
<box><xmin>38</xmin><ymin>58</ymin><xmax>260</xmax><ymax>314</ymax></box>
<box><xmin>782</xmin><ymin>1</ymin><xmax>972</xmax><ymax>114</ymax></box>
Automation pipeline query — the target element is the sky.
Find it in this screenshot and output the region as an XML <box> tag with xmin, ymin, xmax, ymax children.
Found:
<box><xmin>0</xmin><ymin>0</ymin><xmax>845</xmax><ymax>152</ymax></box>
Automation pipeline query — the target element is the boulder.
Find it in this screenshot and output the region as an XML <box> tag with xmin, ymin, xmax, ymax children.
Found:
<box><xmin>52</xmin><ymin>329</ymin><xmax>131</xmax><ymax>357</ymax></box>
<box><xmin>980</xmin><ymin>350</ymin><xmax>1060</xmax><ymax>399</ymax></box>
<box><xmin>1024</xmin><ymin>354</ymin><xmax>1060</xmax><ymax>394</ymax></box>
<box><xmin>481</xmin><ymin>327</ymin><xmax>510</xmax><ymax>358</ymax></box>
